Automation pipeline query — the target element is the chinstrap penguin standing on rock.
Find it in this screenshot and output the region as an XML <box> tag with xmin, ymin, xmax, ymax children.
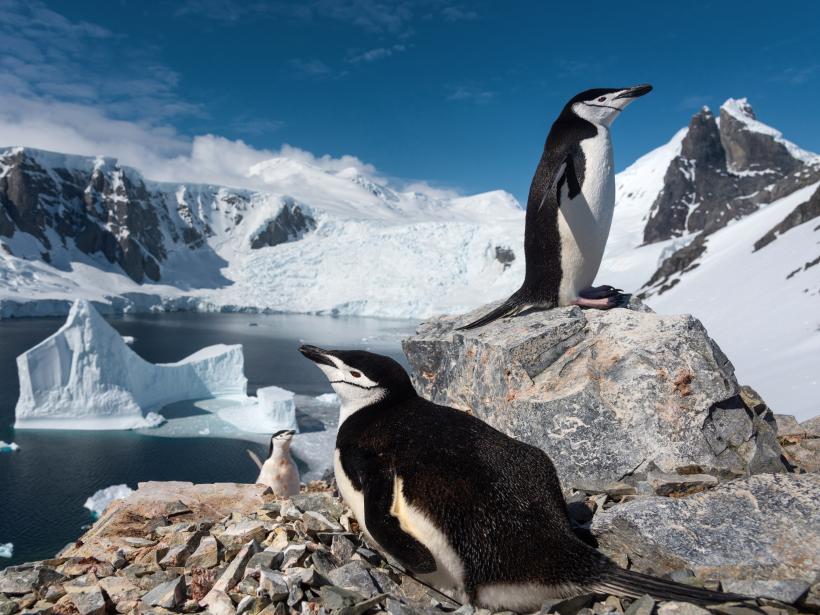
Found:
<box><xmin>460</xmin><ymin>84</ymin><xmax>653</xmax><ymax>330</ymax></box>
<box><xmin>247</xmin><ymin>429</ymin><xmax>300</xmax><ymax>496</ymax></box>
<box><xmin>298</xmin><ymin>344</ymin><xmax>745</xmax><ymax>611</ymax></box>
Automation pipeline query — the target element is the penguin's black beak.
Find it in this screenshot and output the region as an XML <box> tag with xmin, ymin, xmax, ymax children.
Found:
<box><xmin>614</xmin><ymin>84</ymin><xmax>653</xmax><ymax>100</ymax></box>
<box><xmin>299</xmin><ymin>344</ymin><xmax>336</xmax><ymax>368</ymax></box>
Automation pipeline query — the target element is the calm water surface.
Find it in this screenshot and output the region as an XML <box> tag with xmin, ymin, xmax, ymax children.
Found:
<box><xmin>0</xmin><ymin>312</ymin><xmax>414</xmax><ymax>568</ymax></box>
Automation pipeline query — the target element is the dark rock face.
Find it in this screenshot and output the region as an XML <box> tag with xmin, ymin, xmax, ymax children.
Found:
<box><xmin>402</xmin><ymin>299</ymin><xmax>784</xmax><ymax>486</ymax></box>
<box><xmin>250</xmin><ymin>200</ymin><xmax>317</xmax><ymax>249</ymax></box>
<box><xmin>641</xmin><ymin>235</ymin><xmax>707</xmax><ymax>297</ymax></box>
<box><xmin>494</xmin><ymin>245</ymin><xmax>516</xmax><ymax>269</ymax></box>
<box><xmin>754</xmin><ymin>184</ymin><xmax>820</xmax><ymax>251</ymax></box>
<box><xmin>642</xmin><ymin>102</ymin><xmax>818</xmax><ymax>246</ymax></box>
<box><xmin>0</xmin><ymin>148</ymin><xmax>315</xmax><ymax>286</ymax></box>
<box><xmin>719</xmin><ymin>100</ymin><xmax>803</xmax><ymax>176</ymax></box>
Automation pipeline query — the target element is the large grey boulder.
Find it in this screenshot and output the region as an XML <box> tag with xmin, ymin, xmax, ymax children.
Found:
<box><xmin>402</xmin><ymin>300</ymin><xmax>783</xmax><ymax>486</ymax></box>
<box><xmin>591</xmin><ymin>473</ymin><xmax>820</xmax><ymax>584</ymax></box>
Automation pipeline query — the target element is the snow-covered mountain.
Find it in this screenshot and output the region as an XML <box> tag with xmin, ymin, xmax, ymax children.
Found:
<box><xmin>2</xmin><ymin>98</ymin><xmax>818</xmax><ymax>416</ymax></box>
<box><xmin>598</xmin><ymin>98</ymin><xmax>820</xmax><ymax>419</ymax></box>
<box><xmin>0</xmin><ymin>147</ymin><xmax>523</xmax><ymax>318</ymax></box>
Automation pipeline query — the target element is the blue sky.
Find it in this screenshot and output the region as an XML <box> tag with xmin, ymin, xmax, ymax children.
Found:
<box><xmin>2</xmin><ymin>0</ymin><xmax>819</xmax><ymax>201</ymax></box>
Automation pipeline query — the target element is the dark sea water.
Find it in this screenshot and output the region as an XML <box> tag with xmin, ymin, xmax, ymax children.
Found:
<box><xmin>0</xmin><ymin>312</ymin><xmax>414</xmax><ymax>568</ymax></box>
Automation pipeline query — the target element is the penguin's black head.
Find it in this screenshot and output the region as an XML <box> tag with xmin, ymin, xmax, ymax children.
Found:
<box><xmin>299</xmin><ymin>345</ymin><xmax>416</xmax><ymax>409</ymax></box>
<box><xmin>268</xmin><ymin>429</ymin><xmax>295</xmax><ymax>457</ymax></box>
<box><xmin>564</xmin><ymin>84</ymin><xmax>653</xmax><ymax>127</ymax></box>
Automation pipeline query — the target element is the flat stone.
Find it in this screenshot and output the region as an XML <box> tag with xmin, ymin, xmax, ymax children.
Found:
<box><xmin>592</xmin><ymin>473</ymin><xmax>820</xmax><ymax>582</ymax></box>
<box><xmin>290</xmin><ymin>493</ymin><xmax>346</xmax><ymax>518</ymax></box>
<box><xmin>186</xmin><ymin>535</ymin><xmax>219</xmax><ymax>569</ymax></box>
<box><xmin>280</xmin><ymin>544</ymin><xmax>307</xmax><ymax>569</ymax></box>
<box><xmin>203</xmin><ymin>540</ymin><xmax>261</xmax><ymax>603</ymax></box>
<box><xmin>98</xmin><ymin>576</ymin><xmax>142</xmax><ymax>606</ymax></box>
<box><xmin>624</xmin><ymin>596</ymin><xmax>655</xmax><ymax>615</ymax></box>
<box><xmin>142</xmin><ymin>575</ymin><xmax>186</xmax><ymax>609</ymax></box>
<box><xmin>245</xmin><ymin>551</ymin><xmax>281</xmax><ymax>572</ymax></box>
<box><xmin>0</xmin><ymin>593</ymin><xmax>18</xmax><ymax>615</ymax></box>
<box><xmin>0</xmin><ymin>566</ymin><xmax>65</xmax><ymax>596</ymax></box>
<box><xmin>62</xmin><ymin>586</ymin><xmax>108</xmax><ymax>615</ymax></box>
<box><xmin>327</xmin><ymin>561</ymin><xmax>378</xmax><ymax>597</ymax></box>
<box><xmin>199</xmin><ymin>588</ymin><xmax>237</xmax><ymax>615</ymax></box>
<box><xmin>721</xmin><ymin>579</ymin><xmax>810</xmax><ymax>604</ymax></box>
<box><xmin>320</xmin><ymin>585</ymin><xmax>365</xmax><ymax>610</ymax></box>
<box><xmin>403</xmin><ymin>302</ymin><xmax>784</xmax><ymax>485</ymax></box>
<box><xmin>646</xmin><ymin>472</ymin><xmax>718</xmax><ymax>496</ymax></box>
<box><xmin>572</xmin><ymin>480</ymin><xmax>637</xmax><ymax>497</ymax></box>
<box><xmin>800</xmin><ymin>416</ymin><xmax>820</xmax><ymax>437</ymax></box>
<box><xmin>257</xmin><ymin>569</ymin><xmax>289</xmax><ymax>601</ymax></box>
<box><xmin>331</xmin><ymin>535</ymin><xmax>357</xmax><ymax>563</ymax></box>
<box><xmin>302</xmin><ymin>511</ymin><xmax>343</xmax><ymax>533</ymax></box>
<box><xmin>656</xmin><ymin>602</ymin><xmax>710</xmax><ymax>615</ymax></box>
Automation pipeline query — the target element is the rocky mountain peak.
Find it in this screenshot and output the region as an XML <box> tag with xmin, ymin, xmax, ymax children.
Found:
<box><xmin>642</xmin><ymin>97</ymin><xmax>817</xmax><ymax>245</ymax></box>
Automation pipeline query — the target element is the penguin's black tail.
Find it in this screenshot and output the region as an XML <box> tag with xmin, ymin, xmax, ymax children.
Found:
<box><xmin>590</xmin><ymin>567</ymin><xmax>748</xmax><ymax>606</ymax></box>
<box><xmin>457</xmin><ymin>292</ymin><xmax>528</xmax><ymax>330</ymax></box>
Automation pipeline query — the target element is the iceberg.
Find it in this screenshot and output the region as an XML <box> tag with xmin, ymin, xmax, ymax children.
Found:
<box><xmin>0</xmin><ymin>543</ymin><xmax>12</xmax><ymax>558</ymax></box>
<box><xmin>15</xmin><ymin>300</ymin><xmax>248</xmax><ymax>430</ymax></box>
<box><xmin>315</xmin><ymin>393</ymin><xmax>339</xmax><ymax>405</ymax></box>
<box><xmin>216</xmin><ymin>385</ymin><xmax>298</xmax><ymax>434</ymax></box>
<box><xmin>0</xmin><ymin>441</ymin><xmax>20</xmax><ymax>452</ymax></box>
<box><xmin>84</xmin><ymin>484</ymin><xmax>133</xmax><ymax>518</ymax></box>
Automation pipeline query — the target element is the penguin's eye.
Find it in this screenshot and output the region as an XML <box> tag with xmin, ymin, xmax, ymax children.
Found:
<box><xmin>598</xmin><ymin>96</ymin><xmax>606</xmax><ymax>102</ymax></box>
<box><xmin>350</xmin><ymin>370</ymin><xmax>362</xmax><ymax>378</ymax></box>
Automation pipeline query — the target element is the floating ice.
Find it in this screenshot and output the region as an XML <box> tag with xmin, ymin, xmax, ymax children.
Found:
<box><xmin>315</xmin><ymin>393</ymin><xmax>339</xmax><ymax>405</ymax></box>
<box><xmin>0</xmin><ymin>543</ymin><xmax>12</xmax><ymax>558</ymax></box>
<box><xmin>122</xmin><ymin>335</ymin><xmax>135</xmax><ymax>345</ymax></box>
<box><xmin>142</xmin><ymin>412</ymin><xmax>166</xmax><ymax>428</ymax></box>
<box><xmin>15</xmin><ymin>300</ymin><xmax>248</xmax><ymax>430</ymax></box>
<box><xmin>84</xmin><ymin>484</ymin><xmax>133</xmax><ymax>518</ymax></box>
<box><xmin>0</xmin><ymin>441</ymin><xmax>20</xmax><ymax>452</ymax></box>
<box><xmin>217</xmin><ymin>386</ymin><xmax>298</xmax><ymax>434</ymax></box>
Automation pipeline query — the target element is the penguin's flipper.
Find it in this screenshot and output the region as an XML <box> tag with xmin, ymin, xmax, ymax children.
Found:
<box><xmin>246</xmin><ymin>449</ymin><xmax>264</xmax><ymax>470</ymax></box>
<box><xmin>457</xmin><ymin>292</ymin><xmax>527</xmax><ymax>330</ymax></box>
<box><xmin>363</xmin><ymin>473</ymin><xmax>437</xmax><ymax>574</ymax></box>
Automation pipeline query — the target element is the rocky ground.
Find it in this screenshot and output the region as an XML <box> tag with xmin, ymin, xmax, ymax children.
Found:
<box><xmin>1</xmin><ymin>471</ymin><xmax>818</xmax><ymax>615</ymax></box>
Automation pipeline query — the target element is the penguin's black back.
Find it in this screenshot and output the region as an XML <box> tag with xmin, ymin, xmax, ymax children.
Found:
<box><xmin>336</xmin><ymin>395</ymin><xmax>607</xmax><ymax>588</ymax></box>
<box><xmin>521</xmin><ymin>112</ymin><xmax>598</xmax><ymax>305</ymax></box>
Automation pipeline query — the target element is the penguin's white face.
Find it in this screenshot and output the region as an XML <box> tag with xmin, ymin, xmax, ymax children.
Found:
<box><xmin>570</xmin><ymin>84</ymin><xmax>652</xmax><ymax>127</ymax></box>
<box><xmin>298</xmin><ymin>346</ymin><xmax>387</xmax><ymax>417</ymax></box>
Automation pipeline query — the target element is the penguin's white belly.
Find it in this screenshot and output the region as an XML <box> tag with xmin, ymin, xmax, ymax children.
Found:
<box><xmin>557</xmin><ymin>133</ymin><xmax>616</xmax><ymax>305</ymax></box>
<box><xmin>333</xmin><ymin>451</ymin><xmax>465</xmax><ymax>595</ymax></box>
<box><xmin>258</xmin><ymin>458</ymin><xmax>300</xmax><ymax>496</ymax></box>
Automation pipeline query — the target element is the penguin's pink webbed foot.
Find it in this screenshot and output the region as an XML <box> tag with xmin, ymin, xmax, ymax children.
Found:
<box><xmin>574</xmin><ymin>285</ymin><xmax>624</xmax><ymax>309</ymax></box>
<box><xmin>573</xmin><ymin>296</ymin><xmax>617</xmax><ymax>309</ymax></box>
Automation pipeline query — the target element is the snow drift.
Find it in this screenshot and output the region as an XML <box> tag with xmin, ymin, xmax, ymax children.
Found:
<box><xmin>14</xmin><ymin>300</ymin><xmax>247</xmax><ymax>429</ymax></box>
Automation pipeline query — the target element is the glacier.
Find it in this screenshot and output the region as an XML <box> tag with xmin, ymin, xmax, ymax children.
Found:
<box><xmin>14</xmin><ymin>299</ymin><xmax>248</xmax><ymax>430</ymax></box>
<box><xmin>83</xmin><ymin>484</ymin><xmax>134</xmax><ymax>518</ymax></box>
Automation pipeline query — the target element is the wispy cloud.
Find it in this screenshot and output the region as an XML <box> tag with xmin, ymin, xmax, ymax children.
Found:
<box><xmin>0</xmin><ymin>0</ymin><xmax>199</xmax><ymax>123</ymax></box>
<box><xmin>441</xmin><ymin>5</ymin><xmax>477</xmax><ymax>21</ymax></box>
<box><xmin>445</xmin><ymin>85</ymin><xmax>495</xmax><ymax>103</ymax></box>
<box><xmin>287</xmin><ymin>58</ymin><xmax>346</xmax><ymax>80</ymax></box>
<box><xmin>348</xmin><ymin>43</ymin><xmax>406</xmax><ymax>64</ymax></box>
<box><xmin>772</xmin><ymin>65</ymin><xmax>819</xmax><ymax>85</ymax></box>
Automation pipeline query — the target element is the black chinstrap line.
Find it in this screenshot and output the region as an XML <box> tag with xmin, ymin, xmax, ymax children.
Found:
<box><xmin>582</xmin><ymin>102</ymin><xmax>622</xmax><ymax>112</ymax></box>
<box><xmin>329</xmin><ymin>379</ymin><xmax>379</xmax><ymax>390</ymax></box>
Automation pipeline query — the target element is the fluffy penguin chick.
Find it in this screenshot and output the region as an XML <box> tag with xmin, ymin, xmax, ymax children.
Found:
<box><xmin>299</xmin><ymin>345</ymin><xmax>746</xmax><ymax>611</ymax></box>
<box><xmin>251</xmin><ymin>429</ymin><xmax>300</xmax><ymax>496</ymax></box>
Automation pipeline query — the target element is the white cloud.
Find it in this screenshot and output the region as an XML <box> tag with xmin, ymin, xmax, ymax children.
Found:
<box><xmin>348</xmin><ymin>44</ymin><xmax>406</xmax><ymax>63</ymax></box>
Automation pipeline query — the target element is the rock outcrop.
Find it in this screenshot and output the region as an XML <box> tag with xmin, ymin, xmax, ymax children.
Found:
<box><xmin>2</xmin><ymin>478</ymin><xmax>818</xmax><ymax>615</ymax></box>
<box><xmin>591</xmin><ymin>473</ymin><xmax>820</xmax><ymax>588</ymax></box>
<box><xmin>402</xmin><ymin>300</ymin><xmax>784</xmax><ymax>487</ymax></box>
